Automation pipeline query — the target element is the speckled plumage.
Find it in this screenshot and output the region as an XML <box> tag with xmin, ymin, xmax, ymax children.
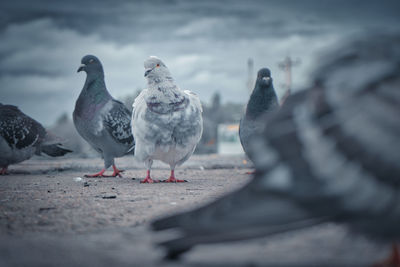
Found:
<box><xmin>0</xmin><ymin>104</ymin><xmax>71</xmax><ymax>172</ymax></box>
<box><xmin>239</xmin><ymin>68</ymin><xmax>278</xmax><ymax>159</ymax></box>
<box><xmin>74</xmin><ymin>55</ymin><xmax>134</xmax><ymax>176</ymax></box>
<box><xmin>151</xmin><ymin>33</ymin><xmax>400</xmax><ymax>260</ymax></box>
<box><xmin>132</xmin><ymin>56</ymin><xmax>202</xmax><ymax>183</ymax></box>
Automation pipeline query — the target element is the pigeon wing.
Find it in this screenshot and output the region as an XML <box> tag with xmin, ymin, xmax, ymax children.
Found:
<box><xmin>103</xmin><ymin>99</ymin><xmax>134</xmax><ymax>147</ymax></box>
<box><xmin>183</xmin><ymin>90</ymin><xmax>202</xmax><ymax>113</ymax></box>
<box><xmin>0</xmin><ymin>104</ymin><xmax>46</xmax><ymax>149</ymax></box>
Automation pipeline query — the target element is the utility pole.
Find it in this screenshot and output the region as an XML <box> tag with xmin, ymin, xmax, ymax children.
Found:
<box><xmin>246</xmin><ymin>58</ymin><xmax>254</xmax><ymax>94</ymax></box>
<box><xmin>278</xmin><ymin>56</ymin><xmax>300</xmax><ymax>105</ymax></box>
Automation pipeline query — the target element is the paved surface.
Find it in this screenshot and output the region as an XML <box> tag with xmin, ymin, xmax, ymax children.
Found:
<box><xmin>0</xmin><ymin>155</ymin><xmax>389</xmax><ymax>267</ymax></box>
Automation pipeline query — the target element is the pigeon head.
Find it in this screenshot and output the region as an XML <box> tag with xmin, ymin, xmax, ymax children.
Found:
<box><xmin>256</xmin><ymin>68</ymin><xmax>272</xmax><ymax>87</ymax></box>
<box><xmin>143</xmin><ymin>56</ymin><xmax>171</xmax><ymax>81</ymax></box>
<box><xmin>77</xmin><ymin>55</ymin><xmax>104</xmax><ymax>74</ymax></box>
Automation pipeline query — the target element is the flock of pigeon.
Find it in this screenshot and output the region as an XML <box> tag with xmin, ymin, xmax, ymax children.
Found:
<box><xmin>0</xmin><ymin>55</ymin><xmax>203</xmax><ymax>183</ymax></box>
<box><xmin>0</xmin><ymin>33</ymin><xmax>399</xmax><ymax>265</ymax></box>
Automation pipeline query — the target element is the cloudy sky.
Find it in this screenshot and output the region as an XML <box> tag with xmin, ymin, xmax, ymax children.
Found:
<box><xmin>0</xmin><ymin>0</ymin><xmax>399</xmax><ymax>125</ymax></box>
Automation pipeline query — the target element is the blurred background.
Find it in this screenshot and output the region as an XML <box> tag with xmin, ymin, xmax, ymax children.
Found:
<box><xmin>1</xmin><ymin>0</ymin><xmax>399</xmax><ymax>156</ymax></box>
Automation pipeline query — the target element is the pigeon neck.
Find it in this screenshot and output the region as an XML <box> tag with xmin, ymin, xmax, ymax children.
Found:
<box><xmin>147</xmin><ymin>78</ymin><xmax>185</xmax><ymax>103</ymax></box>
<box><xmin>81</xmin><ymin>73</ymin><xmax>111</xmax><ymax>103</ymax></box>
<box><xmin>84</xmin><ymin>72</ymin><xmax>105</xmax><ymax>87</ymax></box>
<box><xmin>83</xmin><ymin>73</ymin><xmax>109</xmax><ymax>95</ymax></box>
<box><xmin>147</xmin><ymin>75</ymin><xmax>174</xmax><ymax>87</ymax></box>
<box><xmin>246</xmin><ymin>84</ymin><xmax>278</xmax><ymax>119</ymax></box>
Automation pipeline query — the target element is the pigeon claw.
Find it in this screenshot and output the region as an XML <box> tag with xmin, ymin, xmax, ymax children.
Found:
<box><xmin>140</xmin><ymin>177</ymin><xmax>159</xmax><ymax>184</ymax></box>
<box><xmin>162</xmin><ymin>170</ymin><xmax>188</xmax><ymax>183</ymax></box>
<box><xmin>110</xmin><ymin>170</ymin><xmax>124</xmax><ymax>177</ymax></box>
<box><xmin>109</xmin><ymin>165</ymin><xmax>124</xmax><ymax>177</ymax></box>
<box><xmin>162</xmin><ymin>177</ymin><xmax>188</xmax><ymax>183</ymax></box>
<box><xmin>84</xmin><ymin>169</ymin><xmax>107</xmax><ymax>178</ymax></box>
<box><xmin>140</xmin><ymin>170</ymin><xmax>160</xmax><ymax>183</ymax></box>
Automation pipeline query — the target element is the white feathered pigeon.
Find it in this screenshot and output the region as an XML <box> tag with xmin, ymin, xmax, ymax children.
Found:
<box><xmin>0</xmin><ymin>103</ymin><xmax>72</xmax><ymax>174</ymax></box>
<box><xmin>151</xmin><ymin>33</ymin><xmax>400</xmax><ymax>264</ymax></box>
<box><xmin>132</xmin><ymin>56</ymin><xmax>203</xmax><ymax>183</ymax></box>
<box><xmin>74</xmin><ymin>55</ymin><xmax>135</xmax><ymax>177</ymax></box>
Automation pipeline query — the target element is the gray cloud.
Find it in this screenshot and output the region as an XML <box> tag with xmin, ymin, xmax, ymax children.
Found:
<box><xmin>0</xmin><ymin>0</ymin><xmax>399</xmax><ymax>125</ymax></box>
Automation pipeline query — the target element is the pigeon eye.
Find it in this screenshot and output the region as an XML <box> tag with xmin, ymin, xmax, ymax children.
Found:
<box><xmin>156</xmin><ymin>64</ymin><xmax>160</xmax><ymax>67</ymax></box>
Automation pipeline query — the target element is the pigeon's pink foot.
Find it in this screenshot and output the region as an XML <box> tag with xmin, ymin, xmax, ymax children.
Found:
<box><xmin>108</xmin><ymin>165</ymin><xmax>124</xmax><ymax>177</ymax></box>
<box><xmin>373</xmin><ymin>244</ymin><xmax>400</xmax><ymax>267</ymax></box>
<box><xmin>140</xmin><ymin>170</ymin><xmax>159</xmax><ymax>184</ymax></box>
<box><xmin>84</xmin><ymin>169</ymin><xmax>107</xmax><ymax>178</ymax></box>
<box><xmin>162</xmin><ymin>170</ymin><xmax>187</xmax><ymax>183</ymax></box>
<box><xmin>245</xmin><ymin>170</ymin><xmax>255</xmax><ymax>175</ymax></box>
<box><xmin>0</xmin><ymin>167</ymin><xmax>8</xmax><ymax>175</ymax></box>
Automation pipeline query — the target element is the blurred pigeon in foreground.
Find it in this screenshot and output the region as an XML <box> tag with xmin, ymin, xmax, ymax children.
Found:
<box><xmin>239</xmin><ymin>68</ymin><xmax>278</xmax><ymax>161</ymax></box>
<box><xmin>151</xmin><ymin>33</ymin><xmax>400</xmax><ymax>264</ymax></box>
<box><xmin>132</xmin><ymin>56</ymin><xmax>202</xmax><ymax>183</ymax></box>
<box><xmin>0</xmin><ymin>104</ymin><xmax>72</xmax><ymax>174</ymax></box>
<box><xmin>74</xmin><ymin>55</ymin><xmax>135</xmax><ymax>177</ymax></box>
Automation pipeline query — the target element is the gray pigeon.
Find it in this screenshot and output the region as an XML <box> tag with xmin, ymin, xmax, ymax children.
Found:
<box><xmin>151</xmin><ymin>33</ymin><xmax>400</xmax><ymax>264</ymax></box>
<box><xmin>74</xmin><ymin>55</ymin><xmax>135</xmax><ymax>177</ymax></box>
<box><xmin>0</xmin><ymin>104</ymin><xmax>72</xmax><ymax>174</ymax></box>
<box><xmin>132</xmin><ymin>56</ymin><xmax>203</xmax><ymax>183</ymax></box>
<box><xmin>239</xmin><ymin>68</ymin><xmax>278</xmax><ymax>160</ymax></box>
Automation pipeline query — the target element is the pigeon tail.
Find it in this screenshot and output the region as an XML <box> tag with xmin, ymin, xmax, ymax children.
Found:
<box><xmin>152</xmin><ymin>183</ymin><xmax>332</xmax><ymax>259</ymax></box>
<box><xmin>158</xmin><ymin>217</ymin><xmax>327</xmax><ymax>260</ymax></box>
<box><xmin>38</xmin><ymin>144</ymin><xmax>72</xmax><ymax>157</ymax></box>
<box><xmin>152</xmin><ymin>187</ymin><xmax>330</xmax><ymax>232</ymax></box>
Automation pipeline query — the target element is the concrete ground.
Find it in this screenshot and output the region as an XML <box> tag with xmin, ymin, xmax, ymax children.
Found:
<box><xmin>0</xmin><ymin>155</ymin><xmax>389</xmax><ymax>267</ymax></box>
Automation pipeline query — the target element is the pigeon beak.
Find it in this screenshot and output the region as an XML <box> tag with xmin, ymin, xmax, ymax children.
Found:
<box><xmin>77</xmin><ymin>64</ymin><xmax>86</xmax><ymax>73</ymax></box>
<box><xmin>262</xmin><ymin>77</ymin><xmax>271</xmax><ymax>86</ymax></box>
<box><xmin>144</xmin><ymin>68</ymin><xmax>152</xmax><ymax>77</ymax></box>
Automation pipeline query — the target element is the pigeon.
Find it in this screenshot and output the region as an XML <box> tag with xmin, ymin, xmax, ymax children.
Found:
<box><xmin>74</xmin><ymin>55</ymin><xmax>135</xmax><ymax>177</ymax></box>
<box><xmin>239</xmin><ymin>68</ymin><xmax>278</xmax><ymax>160</ymax></box>
<box><xmin>132</xmin><ymin>56</ymin><xmax>203</xmax><ymax>183</ymax></box>
<box><xmin>0</xmin><ymin>104</ymin><xmax>72</xmax><ymax>174</ymax></box>
<box><xmin>151</xmin><ymin>33</ymin><xmax>400</xmax><ymax>263</ymax></box>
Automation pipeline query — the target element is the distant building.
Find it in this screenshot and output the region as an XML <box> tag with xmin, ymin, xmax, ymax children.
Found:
<box><xmin>217</xmin><ymin>123</ymin><xmax>243</xmax><ymax>155</ymax></box>
<box><xmin>195</xmin><ymin>92</ymin><xmax>244</xmax><ymax>154</ymax></box>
